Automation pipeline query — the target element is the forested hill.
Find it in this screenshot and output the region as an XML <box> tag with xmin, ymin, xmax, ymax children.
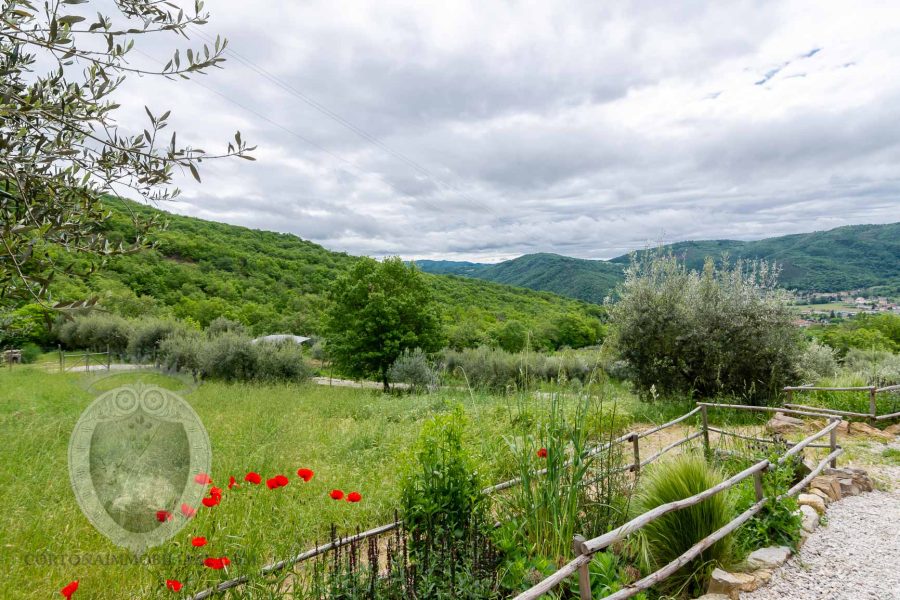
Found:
<box><xmin>417</xmin><ymin>222</ymin><xmax>900</xmax><ymax>303</ymax></box>
<box><xmin>50</xmin><ymin>199</ymin><xmax>604</xmax><ymax>347</ymax></box>
<box><xmin>416</xmin><ymin>253</ymin><xmax>625</xmax><ymax>303</ymax></box>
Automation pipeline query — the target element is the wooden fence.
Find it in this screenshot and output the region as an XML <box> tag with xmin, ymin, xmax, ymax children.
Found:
<box><xmin>513</xmin><ymin>403</ymin><xmax>842</xmax><ymax>600</ymax></box>
<box><xmin>58</xmin><ymin>345</ymin><xmax>111</xmax><ymax>373</ymax></box>
<box><xmin>187</xmin><ymin>405</ymin><xmax>709</xmax><ymax>600</ymax></box>
<box><xmin>784</xmin><ymin>384</ymin><xmax>900</xmax><ymax>421</ymax></box>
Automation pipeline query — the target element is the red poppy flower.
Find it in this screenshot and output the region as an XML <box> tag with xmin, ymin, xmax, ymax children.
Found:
<box><xmin>297</xmin><ymin>468</ymin><xmax>314</xmax><ymax>482</ymax></box>
<box><xmin>347</xmin><ymin>491</ymin><xmax>362</xmax><ymax>503</ymax></box>
<box><xmin>201</xmin><ymin>495</ymin><xmax>220</xmax><ymax>508</ymax></box>
<box><xmin>180</xmin><ymin>503</ymin><xmax>196</xmax><ymax>518</ymax></box>
<box><xmin>195</xmin><ymin>473</ymin><xmax>213</xmax><ymax>485</ymax></box>
<box><xmin>61</xmin><ymin>580</ymin><xmax>79</xmax><ymax>599</ymax></box>
<box><xmin>245</xmin><ymin>472</ymin><xmax>262</xmax><ymax>484</ymax></box>
<box><xmin>191</xmin><ymin>536</ymin><xmax>208</xmax><ymax>547</ymax></box>
<box><xmin>165</xmin><ymin>579</ymin><xmax>183</xmax><ymax>592</ymax></box>
<box><xmin>210</xmin><ymin>486</ymin><xmax>223</xmax><ymax>499</ymax></box>
<box><xmin>274</xmin><ymin>474</ymin><xmax>289</xmax><ymax>487</ymax></box>
<box><xmin>329</xmin><ymin>489</ymin><xmax>344</xmax><ymax>500</ymax></box>
<box><xmin>537</xmin><ymin>447</ymin><xmax>548</xmax><ymax>458</ymax></box>
<box><xmin>156</xmin><ymin>510</ymin><xmax>173</xmax><ymax>522</ymax></box>
<box><xmin>228</xmin><ymin>475</ymin><xmax>238</xmax><ymax>489</ymax></box>
<box><xmin>203</xmin><ymin>557</ymin><xmax>230</xmax><ymax>570</ymax></box>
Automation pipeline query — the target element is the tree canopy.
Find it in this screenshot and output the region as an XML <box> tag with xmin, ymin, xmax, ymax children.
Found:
<box><xmin>325</xmin><ymin>257</ymin><xmax>442</xmax><ymax>390</ymax></box>
<box><xmin>0</xmin><ymin>0</ymin><xmax>252</xmax><ymax>307</ymax></box>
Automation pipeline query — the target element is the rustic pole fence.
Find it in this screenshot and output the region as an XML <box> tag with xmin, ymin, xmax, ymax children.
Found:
<box><xmin>783</xmin><ymin>384</ymin><xmax>900</xmax><ymax>421</ymax></box>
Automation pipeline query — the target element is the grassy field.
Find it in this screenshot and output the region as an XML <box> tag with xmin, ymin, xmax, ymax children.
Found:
<box><xmin>0</xmin><ymin>366</ymin><xmax>654</xmax><ymax>599</ymax></box>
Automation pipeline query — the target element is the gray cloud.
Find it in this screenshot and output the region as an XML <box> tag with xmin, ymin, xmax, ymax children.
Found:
<box><xmin>112</xmin><ymin>0</ymin><xmax>900</xmax><ymax>262</ymax></box>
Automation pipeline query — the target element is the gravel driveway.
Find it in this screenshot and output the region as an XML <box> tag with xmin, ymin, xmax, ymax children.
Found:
<box><xmin>742</xmin><ymin>489</ymin><xmax>900</xmax><ymax>600</ymax></box>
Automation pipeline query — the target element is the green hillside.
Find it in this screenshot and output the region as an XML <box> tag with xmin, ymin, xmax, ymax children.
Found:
<box><xmin>48</xmin><ymin>199</ymin><xmax>603</xmax><ymax>346</ymax></box>
<box><xmin>417</xmin><ymin>254</ymin><xmax>625</xmax><ymax>303</ymax></box>
<box><xmin>417</xmin><ymin>223</ymin><xmax>900</xmax><ymax>302</ymax></box>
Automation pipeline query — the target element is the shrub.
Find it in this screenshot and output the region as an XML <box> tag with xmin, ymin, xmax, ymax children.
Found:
<box><xmin>206</xmin><ymin>316</ymin><xmax>247</xmax><ymax>338</ymax></box>
<box><xmin>158</xmin><ymin>330</ymin><xmax>203</xmax><ymax>378</ymax></box>
<box><xmin>608</xmin><ymin>254</ymin><xmax>800</xmax><ymax>403</ymax></box>
<box><xmin>198</xmin><ymin>332</ymin><xmax>257</xmax><ymax>381</ymax></box>
<box><xmin>632</xmin><ymin>453</ymin><xmax>737</xmax><ymax>597</ymax></box>
<box><xmin>797</xmin><ymin>340</ymin><xmax>838</xmax><ymax>382</ymax></box>
<box><xmin>128</xmin><ymin>318</ymin><xmax>183</xmax><ymax>360</ymax></box>
<box><xmin>842</xmin><ymin>348</ymin><xmax>900</xmax><ymax>386</ymax></box>
<box><xmin>20</xmin><ymin>342</ymin><xmax>42</xmax><ymax>363</ymax></box>
<box><xmin>568</xmin><ymin>552</ymin><xmax>647</xmax><ymax>600</ymax></box>
<box><xmin>399</xmin><ymin>407</ymin><xmax>486</xmax><ymax>553</ymax></box>
<box><xmin>254</xmin><ymin>342</ymin><xmax>311</xmax><ymax>382</ymax></box>
<box><xmin>389</xmin><ymin>347</ymin><xmax>438</xmax><ymax>392</ymax></box>
<box><xmin>734</xmin><ymin>460</ymin><xmax>802</xmax><ymax>556</ymax></box>
<box><xmin>57</xmin><ymin>314</ymin><xmax>133</xmax><ymax>354</ymax></box>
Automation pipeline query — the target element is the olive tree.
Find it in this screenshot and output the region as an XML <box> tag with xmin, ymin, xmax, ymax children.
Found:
<box><xmin>325</xmin><ymin>257</ymin><xmax>442</xmax><ymax>391</ymax></box>
<box><xmin>0</xmin><ymin>0</ymin><xmax>254</xmax><ymax>307</ymax></box>
<box><xmin>607</xmin><ymin>254</ymin><xmax>800</xmax><ymax>402</ymax></box>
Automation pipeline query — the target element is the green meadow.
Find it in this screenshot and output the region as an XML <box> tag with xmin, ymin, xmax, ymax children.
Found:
<box><xmin>0</xmin><ymin>367</ymin><xmax>649</xmax><ymax>599</ymax></box>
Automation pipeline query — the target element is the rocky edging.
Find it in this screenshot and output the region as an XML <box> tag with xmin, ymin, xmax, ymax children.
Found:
<box><xmin>695</xmin><ymin>467</ymin><xmax>875</xmax><ymax>600</ymax></box>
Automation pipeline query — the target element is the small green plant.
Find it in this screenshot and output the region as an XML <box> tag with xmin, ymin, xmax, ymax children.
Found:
<box><xmin>631</xmin><ymin>453</ymin><xmax>737</xmax><ymax>598</ymax></box>
<box><xmin>399</xmin><ymin>407</ymin><xmax>487</xmax><ymax>553</ymax></box>
<box><xmin>19</xmin><ymin>342</ymin><xmax>42</xmax><ymax>364</ymax></box>
<box><xmin>734</xmin><ymin>460</ymin><xmax>802</xmax><ymax>556</ymax></box>
<box><xmin>567</xmin><ymin>552</ymin><xmax>647</xmax><ymax>599</ymax></box>
<box><xmin>881</xmin><ymin>447</ymin><xmax>900</xmax><ymax>465</ymax></box>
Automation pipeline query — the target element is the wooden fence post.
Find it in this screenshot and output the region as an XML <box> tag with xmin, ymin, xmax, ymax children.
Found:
<box><xmin>700</xmin><ymin>405</ymin><xmax>710</xmax><ymax>458</ymax></box>
<box><xmin>84</xmin><ymin>351</ymin><xmax>89</xmax><ymax>372</ymax></box>
<box><xmin>58</xmin><ymin>344</ymin><xmax>63</xmax><ymax>373</ymax></box>
<box><xmin>107</xmin><ymin>344</ymin><xmax>111</xmax><ymax>370</ymax></box>
<box><xmin>753</xmin><ymin>470</ymin><xmax>765</xmax><ymax>503</ymax></box>
<box><xmin>869</xmin><ymin>387</ymin><xmax>878</xmax><ymax>419</ymax></box>
<box><xmin>829</xmin><ymin>418</ymin><xmax>839</xmax><ymax>468</ymax></box>
<box><xmin>631</xmin><ymin>434</ymin><xmax>640</xmax><ymax>474</ymax></box>
<box><xmin>786</xmin><ymin>388</ymin><xmax>793</xmax><ymax>405</ymax></box>
<box><xmin>573</xmin><ymin>535</ymin><xmax>592</xmax><ymax>600</ymax></box>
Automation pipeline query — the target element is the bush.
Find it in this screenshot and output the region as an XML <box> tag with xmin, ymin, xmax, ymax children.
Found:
<box><xmin>158</xmin><ymin>330</ymin><xmax>203</xmax><ymax>377</ymax></box>
<box><xmin>57</xmin><ymin>314</ymin><xmax>133</xmax><ymax>354</ymax></box>
<box><xmin>254</xmin><ymin>342</ymin><xmax>311</xmax><ymax>382</ymax></box>
<box><xmin>20</xmin><ymin>342</ymin><xmax>42</xmax><ymax>363</ymax></box>
<box><xmin>128</xmin><ymin>318</ymin><xmax>183</xmax><ymax>360</ymax></box>
<box><xmin>797</xmin><ymin>340</ymin><xmax>838</xmax><ymax>382</ymax></box>
<box><xmin>632</xmin><ymin>453</ymin><xmax>737</xmax><ymax>597</ymax></box>
<box><xmin>399</xmin><ymin>407</ymin><xmax>486</xmax><ymax>553</ymax></box>
<box><xmin>842</xmin><ymin>348</ymin><xmax>900</xmax><ymax>386</ymax></box>
<box><xmin>198</xmin><ymin>332</ymin><xmax>257</xmax><ymax>381</ymax></box>
<box><xmin>608</xmin><ymin>255</ymin><xmax>800</xmax><ymax>403</ymax></box>
<box><xmin>206</xmin><ymin>316</ymin><xmax>247</xmax><ymax>338</ymax></box>
<box><xmin>389</xmin><ymin>348</ymin><xmax>438</xmax><ymax>392</ymax></box>
<box><xmin>734</xmin><ymin>461</ymin><xmax>802</xmax><ymax>556</ymax></box>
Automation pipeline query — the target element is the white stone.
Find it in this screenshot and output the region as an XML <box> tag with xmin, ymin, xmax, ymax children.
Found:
<box><xmin>746</xmin><ymin>546</ymin><xmax>792</xmax><ymax>570</ymax></box>
<box><xmin>800</xmin><ymin>504</ymin><xmax>820</xmax><ymax>532</ymax></box>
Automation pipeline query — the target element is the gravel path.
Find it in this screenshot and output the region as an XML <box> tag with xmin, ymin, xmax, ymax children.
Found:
<box><xmin>743</xmin><ymin>489</ymin><xmax>900</xmax><ymax>600</ymax></box>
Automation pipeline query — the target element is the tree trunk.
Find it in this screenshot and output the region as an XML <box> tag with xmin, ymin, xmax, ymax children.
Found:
<box><xmin>382</xmin><ymin>371</ymin><xmax>390</xmax><ymax>393</ymax></box>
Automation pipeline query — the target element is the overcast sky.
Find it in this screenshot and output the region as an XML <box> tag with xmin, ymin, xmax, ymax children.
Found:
<box><xmin>114</xmin><ymin>0</ymin><xmax>900</xmax><ymax>262</ymax></box>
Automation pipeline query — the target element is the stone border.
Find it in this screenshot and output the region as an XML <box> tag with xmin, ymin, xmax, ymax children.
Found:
<box><xmin>695</xmin><ymin>467</ymin><xmax>874</xmax><ymax>600</ymax></box>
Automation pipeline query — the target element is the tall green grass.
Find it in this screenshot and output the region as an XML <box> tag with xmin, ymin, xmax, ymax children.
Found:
<box><xmin>631</xmin><ymin>453</ymin><xmax>737</xmax><ymax>598</ymax></box>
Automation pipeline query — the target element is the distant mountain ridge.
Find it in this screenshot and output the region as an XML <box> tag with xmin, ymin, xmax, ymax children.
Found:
<box><xmin>416</xmin><ymin>222</ymin><xmax>900</xmax><ymax>303</ymax></box>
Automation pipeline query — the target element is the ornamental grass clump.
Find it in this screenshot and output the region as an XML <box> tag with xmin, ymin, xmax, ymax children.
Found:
<box><xmin>632</xmin><ymin>453</ymin><xmax>736</xmax><ymax>598</ymax></box>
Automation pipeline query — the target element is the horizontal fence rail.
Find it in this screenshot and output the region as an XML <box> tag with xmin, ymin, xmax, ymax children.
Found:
<box><xmin>783</xmin><ymin>385</ymin><xmax>900</xmax><ymax>422</ymax></box>
<box><xmin>514</xmin><ymin>404</ymin><xmax>842</xmax><ymax>600</ymax></box>
<box><xmin>188</xmin><ymin>402</ymin><xmax>706</xmax><ymax>600</ymax></box>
